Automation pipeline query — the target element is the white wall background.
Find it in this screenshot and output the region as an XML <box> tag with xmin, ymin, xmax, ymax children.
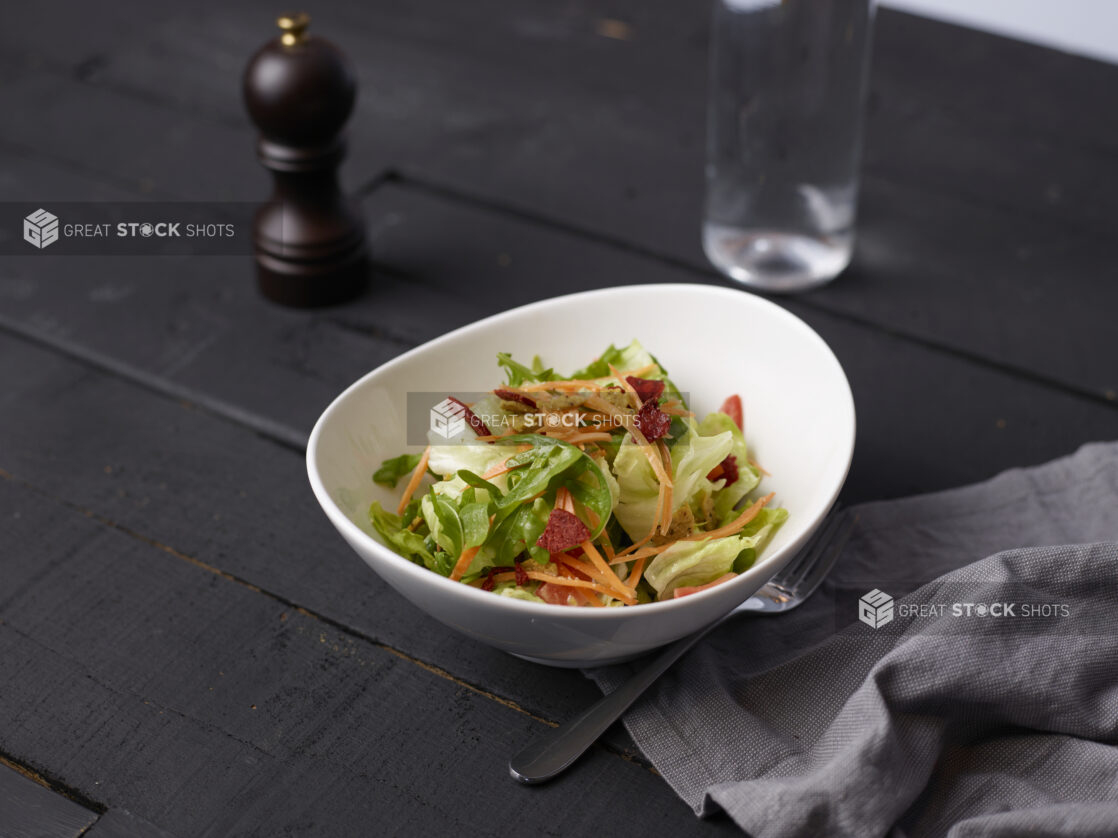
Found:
<box><xmin>884</xmin><ymin>0</ymin><xmax>1118</xmax><ymax>64</ymax></box>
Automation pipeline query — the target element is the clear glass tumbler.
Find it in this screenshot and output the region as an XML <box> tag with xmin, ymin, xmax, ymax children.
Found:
<box><xmin>703</xmin><ymin>0</ymin><xmax>875</xmax><ymax>292</ymax></box>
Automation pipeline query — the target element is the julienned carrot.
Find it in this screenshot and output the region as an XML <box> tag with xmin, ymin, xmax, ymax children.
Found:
<box><xmin>481</xmin><ymin>456</ymin><xmax>524</xmax><ymax>480</ymax></box>
<box><xmin>579</xmin><ymin>540</ymin><xmax>635</xmax><ymax>601</ymax></box>
<box><xmin>569</xmin><ymin>587</ymin><xmax>598</xmax><ymax>607</ymax></box>
<box><xmin>396</xmin><ymin>445</ymin><xmax>431</xmax><ymax>515</ymax></box>
<box><xmin>561</xmin><ymin>550</ymin><xmax>635</xmax><ymax>604</ymax></box>
<box><xmin>555</xmin><ymin>486</ymin><xmax>575</xmax><ymax>513</ymax></box>
<box><xmin>489</xmin><ymin>570</ymin><xmax>621</xmax><ymax>599</ymax></box>
<box><xmin>682</xmin><ymin>492</ymin><xmax>772</xmax><ymax>542</ymax></box>
<box><xmin>450</xmin><ymin>545</ymin><xmax>482</xmax><ymax>582</ymax></box>
<box><xmin>518</xmin><ymin>378</ymin><xmax>610</xmax><ymax>392</ymax></box>
<box><xmin>624</xmin><ymin>493</ymin><xmax>774</xmax><ymax>563</ymax></box>
<box><xmin>608</xmin><ymin>363</ymin><xmax>642</xmax><ymax>410</ymax></box>
<box><xmin>613</xmin><ymin>530</ymin><xmax>654</xmax><ymax>561</ymax></box>
<box><xmin>625</xmin><ymin>554</ymin><xmax>647</xmax><ymax>589</ymax></box>
<box><xmin>656</xmin><ymin>439</ymin><xmax>673</xmax><ymax>535</ymax></box>
<box><xmin>598</xmin><ymin>527</ymin><xmax>615</xmax><ymax>560</ymax></box>
<box><xmin>659</xmin><ymin>407</ymin><xmax>693</xmax><ymax>418</ymax></box>
<box><xmin>554</xmin><ymin>564</ymin><xmax>606</xmax><ymax>606</ymax></box>
<box><xmin>623</xmin><ymin>363</ymin><xmax>657</xmax><ymax>378</ymax></box>
<box><xmin>513</xmin><ymin>363</ymin><xmax>658</xmax><ymax>394</ymax></box>
<box><xmin>563</xmin><ymin>432</ymin><xmax>615</xmax><ymax>445</ymax></box>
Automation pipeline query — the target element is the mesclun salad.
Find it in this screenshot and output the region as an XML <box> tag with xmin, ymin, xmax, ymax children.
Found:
<box><xmin>370</xmin><ymin>340</ymin><xmax>787</xmax><ymax>607</ymax></box>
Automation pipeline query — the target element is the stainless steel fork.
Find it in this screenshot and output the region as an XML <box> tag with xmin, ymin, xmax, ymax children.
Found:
<box><xmin>509</xmin><ymin>508</ymin><xmax>857</xmax><ymax>784</ymax></box>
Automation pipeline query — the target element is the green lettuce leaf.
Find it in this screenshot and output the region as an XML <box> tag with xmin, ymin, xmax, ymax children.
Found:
<box><xmin>373</xmin><ymin>453</ymin><xmax>422</xmax><ymax>488</ymax></box>
<box><xmin>498</xmin><ymin>352</ymin><xmax>555</xmax><ymax>387</ymax></box>
<box><xmin>697</xmin><ymin>412</ymin><xmax>761</xmax><ymax>520</ymax></box>
<box><xmin>728</xmin><ymin>507</ymin><xmax>789</xmax><ymax>571</ymax></box>
<box><xmin>493</xmin><ymin>582</ymin><xmax>546</xmax><ymax>603</ymax></box>
<box><xmin>498</xmin><ymin>435</ymin><xmax>613</xmax><ymax>538</ymax></box>
<box><xmin>610</xmin><ymin>436</ymin><xmax>660</xmax><ymax>541</ymax></box>
<box><xmin>643</xmin><ymin>509</ymin><xmax>786</xmax><ymax>599</ymax></box>
<box><xmin>426</xmin><ymin>440</ymin><xmax>510</xmax><ymax>482</ymax></box>
<box><xmin>369</xmin><ymin>501</ymin><xmax>452</xmax><ymax>576</ymax></box>
<box><xmin>488</xmin><ymin>497</ymin><xmax>551</xmax><ymax>566</ymax></box>
<box><xmin>669</xmin><ymin>421</ymin><xmax>733</xmax><ymax>518</ymax></box>
<box><xmin>610</xmin><ymin>421</ymin><xmax>733</xmax><ymax>542</ymax></box>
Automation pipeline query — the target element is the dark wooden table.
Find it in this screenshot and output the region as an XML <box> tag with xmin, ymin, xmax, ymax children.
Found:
<box><xmin>2</xmin><ymin>2</ymin><xmax>1116</xmax><ymax>835</ymax></box>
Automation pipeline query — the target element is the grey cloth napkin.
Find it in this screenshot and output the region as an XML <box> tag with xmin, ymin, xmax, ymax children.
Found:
<box><xmin>587</xmin><ymin>441</ymin><xmax>1118</xmax><ymax>837</ymax></box>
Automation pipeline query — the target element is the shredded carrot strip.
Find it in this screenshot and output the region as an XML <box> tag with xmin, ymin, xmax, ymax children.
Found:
<box><xmin>396</xmin><ymin>446</ymin><xmax>431</xmax><ymax>515</ymax></box>
<box><xmin>569</xmin><ymin>587</ymin><xmax>597</xmax><ymax>606</ymax></box>
<box><xmin>609</xmin><ymin>363</ymin><xmax>642</xmax><ymax>409</ymax></box>
<box><xmin>577</xmin><ymin>541</ymin><xmax>637</xmax><ymax>602</ymax></box>
<box><xmin>490</xmin><ymin>570</ymin><xmax>621</xmax><ymax>599</ymax></box>
<box><xmin>582</xmin><ymin>393</ymin><xmax>628</xmax><ymax>420</ymax></box>
<box><xmin>555</xmin><ymin>486</ymin><xmax>575</xmax><ymax>513</ymax></box>
<box><xmin>625</xmin><ymin>493</ymin><xmax>775</xmax><ymax>562</ymax></box>
<box><xmin>612</xmin><ymin>531</ymin><xmax>654</xmax><ymax>562</ymax></box>
<box><xmin>449</xmin><ymin>545</ymin><xmax>482</xmax><ymax>582</ymax></box>
<box><xmin>482</xmin><ymin>456</ymin><xmax>524</xmax><ymax>480</ymax></box>
<box><xmin>656</xmin><ymin>440</ymin><xmax>674</xmax><ymax>535</ymax></box>
<box><xmin>514</xmin><ymin>363</ymin><xmax>657</xmax><ymax>395</ymax></box>
<box><xmin>625</xmin><ymin>554</ymin><xmax>647</xmax><ymax>589</ymax></box>
<box><xmin>518</xmin><ymin>378</ymin><xmax>609</xmax><ymax>392</ymax></box>
<box><xmin>659</xmin><ymin>404</ymin><xmax>693</xmax><ymax>417</ymax></box>
<box><xmin>557</xmin><ymin>556</ymin><xmax>634</xmax><ymax>604</ymax></box>
<box><xmin>598</xmin><ymin>528</ymin><xmax>615</xmax><ymax>560</ymax></box>
<box><xmin>552</xmin><ymin>565</ymin><xmax>608</xmax><ymax>607</ymax></box>
<box><xmin>562</xmin><ymin>431</ymin><xmax>615</xmax><ymax>444</ymax></box>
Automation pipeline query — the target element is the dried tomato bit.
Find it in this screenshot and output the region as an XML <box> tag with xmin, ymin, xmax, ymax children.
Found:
<box><xmin>493</xmin><ymin>388</ymin><xmax>537</xmax><ymax>409</ymax></box>
<box><xmin>514</xmin><ymin>557</ymin><xmax>529</xmax><ymax>586</ymax></box>
<box><xmin>482</xmin><ymin>565</ymin><xmax>517</xmax><ymax>591</ymax></box>
<box><xmin>707</xmin><ymin>454</ymin><xmax>739</xmax><ymax>487</ymax></box>
<box><xmin>625</xmin><ymin>376</ymin><xmax>665</xmax><ymax>405</ymax></box>
<box><xmin>447</xmin><ymin>396</ymin><xmax>493</xmax><ymax>437</ymax></box>
<box><xmin>633</xmin><ymin>399</ymin><xmax>671</xmax><ymax>441</ymax></box>
<box><xmin>536</xmin><ymin>508</ymin><xmax>591</xmax><ymax>554</ymax></box>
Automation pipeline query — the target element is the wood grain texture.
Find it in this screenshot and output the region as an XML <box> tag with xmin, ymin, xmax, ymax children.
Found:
<box><xmin>0</xmin><ymin>764</ymin><xmax>98</xmax><ymax>838</ymax></box>
<box><xmin>0</xmin><ymin>477</ymin><xmax>739</xmax><ymax>837</ymax></box>
<box><xmin>0</xmin><ymin>331</ymin><xmax>632</xmax><ymax>740</ymax></box>
<box><xmin>82</xmin><ymin>808</ymin><xmax>179</xmax><ymax>838</ymax></box>
<box><xmin>4</xmin><ymin>1</ymin><xmax>1109</xmax><ymax>396</ymax></box>
<box><xmin>2</xmin><ymin>1</ymin><xmax>1117</xmax><ymax>832</ymax></box>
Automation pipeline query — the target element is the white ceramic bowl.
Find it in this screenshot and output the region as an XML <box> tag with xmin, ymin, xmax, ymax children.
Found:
<box><xmin>307</xmin><ymin>284</ymin><xmax>855</xmax><ymax>667</ymax></box>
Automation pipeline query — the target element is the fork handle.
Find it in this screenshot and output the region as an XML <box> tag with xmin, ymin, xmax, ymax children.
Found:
<box><xmin>509</xmin><ymin>626</ymin><xmax>714</xmax><ymax>784</ymax></box>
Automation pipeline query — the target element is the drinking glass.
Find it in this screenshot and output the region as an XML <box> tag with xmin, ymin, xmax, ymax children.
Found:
<box><xmin>703</xmin><ymin>0</ymin><xmax>875</xmax><ymax>292</ymax></box>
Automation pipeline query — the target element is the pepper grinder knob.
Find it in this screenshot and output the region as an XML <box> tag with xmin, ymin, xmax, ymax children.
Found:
<box><xmin>243</xmin><ymin>12</ymin><xmax>367</xmax><ymax>307</ymax></box>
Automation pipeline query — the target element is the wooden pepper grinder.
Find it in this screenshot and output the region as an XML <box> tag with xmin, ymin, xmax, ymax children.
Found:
<box><xmin>243</xmin><ymin>13</ymin><xmax>367</xmax><ymax>307</ymax></box>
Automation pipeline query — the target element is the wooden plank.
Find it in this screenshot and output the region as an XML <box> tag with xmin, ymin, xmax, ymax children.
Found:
<box><xmin>0</xmin><ymin>477</ymin><xmax>737</xmax><ymax>836</ymax></box>
<box><xmin>0</xmin><ymin>332</ymin><xmax>620</xmax><ymax>729</ymax></box>
<box><xmin>82</xmin><ymin>809</ymin><xmax>177</xmax><ymax>838</ymax></box>
<box><xmin>0</xmin><ymin>241</ymin><xmax>1115</xmax><ymax>742</ymax></box>
<box><xmin>0</xmin><ymin>763</ymin><xmax>98</xmax><ymax>838</ymax></box>
<box><xmin>57</xmin><ymin>1</ymin><xmax>1118</xmax><ymax>257</ymax></box>
<box><xmin>3</xmin><ymin>4</ymin><xmax>1113</xmax><ymax>398</ymax></box>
